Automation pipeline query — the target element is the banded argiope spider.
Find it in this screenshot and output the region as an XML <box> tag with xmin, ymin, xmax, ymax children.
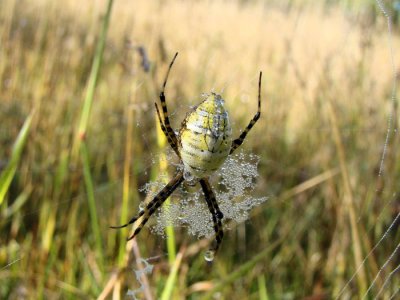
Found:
<box><xmin>112</xmin><ymin>53</ymin><xmax>262</xmax><ymax>254</ymax></box>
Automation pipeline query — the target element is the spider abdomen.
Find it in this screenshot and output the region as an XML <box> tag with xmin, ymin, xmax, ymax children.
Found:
<box><xmin>179</xmin><ymin>93</ymin><xmax>232</xmax><ymax>178</ymax></box>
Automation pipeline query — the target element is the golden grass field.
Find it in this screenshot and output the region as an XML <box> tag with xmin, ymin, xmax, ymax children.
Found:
<box><xmin>1</xmin><ymin>0</ymin><xmax>400</xmax><ymax>299</ymax></box>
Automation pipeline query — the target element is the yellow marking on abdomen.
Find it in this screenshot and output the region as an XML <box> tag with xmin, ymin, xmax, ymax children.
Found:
<box><xmin>179</xmin><ymin>93</ymin><xmax>232</xmax><ymax>178</ymax></box>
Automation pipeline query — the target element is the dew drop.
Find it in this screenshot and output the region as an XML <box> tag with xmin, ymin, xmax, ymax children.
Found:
<box><xmin>184</xmin><ymin>170</ymin><xmax>199</xmax><ymax>186</ymax></box>
<box><xmin>204</xmin><ymin>249</ymin><xmax>215</xmax><ymax>262</ymax></box>
<box><xmin>183</xmin><ymin>170</ymin><xmax>194</xmax><ymax>181</ymax></box>
<box><xmin>178</xmin><ymin>216</ymin><xmax>187</xmax><ymax>222</ymax></box>
<box><xmin>139</xmin><ymin>203</ymin><xmax>145</xmax><ymax>211</ymax></box>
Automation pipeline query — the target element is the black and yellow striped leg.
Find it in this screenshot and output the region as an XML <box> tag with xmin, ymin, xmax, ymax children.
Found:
<box><xmin>230</xmin><ymin>71</ymin><xmax>262</xmax><ymax>154</ymax></box>
<box><xmin>200</xmin><ymin>178</ymin><xmax>224</xmax><ymax>252</ymax></box>
<box><xmin>111</xmin><ymin>171</ymin><xmax>184</xmax><ymax>240</ymax></box>
<box><xmin>155</xmin><ymin>102</ymin><xmax>180</xmax><ymax>157</ymax></box>
<box><xmin>157</xmin><ymin>52</ymin><xmax>179</xmax><ymax>150</ymax></box>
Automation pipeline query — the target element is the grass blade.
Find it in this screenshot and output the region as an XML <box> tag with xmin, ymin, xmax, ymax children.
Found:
<box><xmin>0</xmin><ymin>113</ymin><xmax>33</xmax><ymax>205</ymax></box>
<box><xmin>257</xmin><ymin>274</ymin><xmax>269</xmax><ymax>300</ymax></box>
<box><xmin>72</xmin><ymin>0</ymin><xmax>114</xmax><ymax>158</ymax></box>
<box><xmin>160</xmin><ymin>248</ymin><xmax>184</xmax><ymax>300</ymax></box>
<box><xmin>155</xmin><ymin>113</ymin><xmax>177</xmax><ymax>264</ymax></box>
<box><xmin>81</xmin><ymin>141</ymin><xmax>104</xmax><ymax>272</ymax></box>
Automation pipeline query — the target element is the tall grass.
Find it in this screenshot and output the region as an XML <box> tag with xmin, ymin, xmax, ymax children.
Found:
<box><xmin>1</xmin><ymin>0</ymin><xmax>399</xmax><ymax>298</ymax></box>
<box><xmin>0</xmin><ymin>113</ymin><xmax>33</xmax><ymax>205</ymax></box>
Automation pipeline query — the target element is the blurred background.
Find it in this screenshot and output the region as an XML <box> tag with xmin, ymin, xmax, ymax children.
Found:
<box><xmin>1</xmin><ymin>0</ymin><xmax>399</xmax><ymax>299</ymax></box>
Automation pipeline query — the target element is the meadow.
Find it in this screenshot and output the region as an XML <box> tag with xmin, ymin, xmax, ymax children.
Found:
<box><xmin>1</xmin><ymin>0</ymin><xmax>399</xmax><ymax>299</ymax></box>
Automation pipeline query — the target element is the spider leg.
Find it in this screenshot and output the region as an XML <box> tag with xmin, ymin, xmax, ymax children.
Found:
<box><xmin>155</xmin><ymin>102</ymin><xmax>180</xmax><ymax>157</ymax></box>
<box><xmin>200</xmin><ymin>178</ymin><xmax>224</xmax><ymax>252</ymax></box>
<box><xmin>111</xmin><ymin>171</ymin><xmax>184</xmax><ymax>240</ymax></box>
<box><xmin>158</xmin><ymin>52</ymin><xmax>179</xmax><ymax>151</ymax></box>
<box><xmin>230</xmin><ymin>71</ymin><xmax>262</xmax><ymax>154</ymax></box>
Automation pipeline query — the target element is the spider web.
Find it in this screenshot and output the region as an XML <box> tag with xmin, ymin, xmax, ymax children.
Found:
<box><xmin>139</xmin><ymin>151</ymin><xmax>268</xmax><ymax>239</ymax></box>
<box><xmin>126</xmin><ymin>257</ymin><xmax>154</xmax><ymax>300</ymax></box>
<box><xmin>335</xmin><ymin>1</ymin><xmax>400</xmax><ymax>299</ymax></box>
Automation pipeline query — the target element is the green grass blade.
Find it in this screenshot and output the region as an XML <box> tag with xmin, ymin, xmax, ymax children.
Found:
<box><xmin>2</xmin><ymin>187</ymin><xmax>31</xmax><ymax>218</ymax></box>
<box><xmin>118</xmin><ymin>107</ymin><xmax>134</xmax><ymax>265</ymax></box>
<box><xmin>257</xmin><ymin>274</ymin><xmax>269</xmax><ymax>300</ymax></box>
<box><xmin>73</xmin><ymin>0</ymin><xmax>114</xmax><ymax>157</ymax></box>
<box><xmin>81</xmin><ymin>141</ymin><xmax>104</xmax><ymax>272</ymax></box>
<box><xmin>160</xmin><ymin>250</ymin><xmax>183</xmax><ymax>300</ymax></box>
<box><xmin>164</xmin><ymin>200</ymin><xmax>176</xmax><ymax>263</ymax></box>
<box><xmin>155</xmin><ymin>117</ymin><xmax>177</xmax><ymax>264</ymax></box>
<box><xmin>0</xmin><ymin>113</ymin><xmax>33</xmax><ymax>205</ymax></box>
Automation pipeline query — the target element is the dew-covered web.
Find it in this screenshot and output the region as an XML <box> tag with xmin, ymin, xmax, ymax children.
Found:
<box><xmin>336</xmin><ymin>1</ymin><xmax>400</xmax><ymax>299</ymax></box>
<box><xmin>127</xmin><ymin>258</ymin><xmax>154</xmax><ymax>300</ymax></box>
<box><xmin>139</xmin><ymin>151</ymin><xmax>268</xmax><ymax>239</ymax></box>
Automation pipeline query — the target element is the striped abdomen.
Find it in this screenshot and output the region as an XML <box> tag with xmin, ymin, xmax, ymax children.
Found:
<box><xmin>179</xmin><ymin>93</ymin><xmax>232</xmax><ymax>179</ymax></box>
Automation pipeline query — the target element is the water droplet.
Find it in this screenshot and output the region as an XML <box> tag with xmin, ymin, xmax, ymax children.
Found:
<box><xmin>139</xmin><ymin>203</ymin><xmax>145</xmax><ymax>211</ymax></box>
<box><xmin>204</xmin><ymin>249</ymin><xmax>215</xmax><ymax>262</ymax></box>
<box><xmin>183</xmin><ymin>169</ymin><xmax>199</xmax><ymax>186</ymax></box>
<box><xmin>178</xmin><ymin>216</ymin><xmax>187</xmax><ymax>222</ymax></box>
<box><xmin>183</xmin><ymin>170</ymin><xmax>193</xmax><ymax>181</ymax></box>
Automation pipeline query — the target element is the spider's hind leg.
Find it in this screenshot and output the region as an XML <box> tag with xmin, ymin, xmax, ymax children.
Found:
<box><xmin>200</xmin><ymin>178</ymin><xmax>224</xmax><ymax>253</ymax></box>
<box><xmin>111</xmin><ymin>171</ymin><xmax>184</xmax><ymax>240</ymax></box>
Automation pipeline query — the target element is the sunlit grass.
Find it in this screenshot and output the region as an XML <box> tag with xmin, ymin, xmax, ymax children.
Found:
<box><xmin>1</xmin><ymin>0</ymin><xmax>399</xmax><ymax>298</ymax></box>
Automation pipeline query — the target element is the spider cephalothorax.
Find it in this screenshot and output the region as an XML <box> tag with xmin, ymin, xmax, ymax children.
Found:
<box><xmin>112</xmin><ymin>53</ymin><xmax>262</xmax><ymax>254</ymax></box>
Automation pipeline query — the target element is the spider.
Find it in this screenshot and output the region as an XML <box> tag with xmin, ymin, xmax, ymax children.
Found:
<box><xmin>111</xmin><ymin>53</ymin><xmax>262</xmax><ymax>253</ymax></box>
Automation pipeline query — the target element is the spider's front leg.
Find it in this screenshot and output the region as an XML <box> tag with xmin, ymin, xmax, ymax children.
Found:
<box><xmin>230</xmin><ymin>71</ymin><xmax>262</xmax><ymax>154</ymax></box>
<box><xmin>200</xmin><ymin>178</ymin><xmax>224</xmax><ymax>252</ymax></box>
<box><xmin>155</xmin><ymin>103</ymin><xmax>180</xmax><ymax>157</ymax></box>
<box><xmin>111</xmin><ymin>171</ymin><xmax>184</xmax><ymax>240</ymax></box>
<box><xmin>155</xmin><ymin>52</ymin><xmax>180</xmax><ymax>155</ymax></box>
